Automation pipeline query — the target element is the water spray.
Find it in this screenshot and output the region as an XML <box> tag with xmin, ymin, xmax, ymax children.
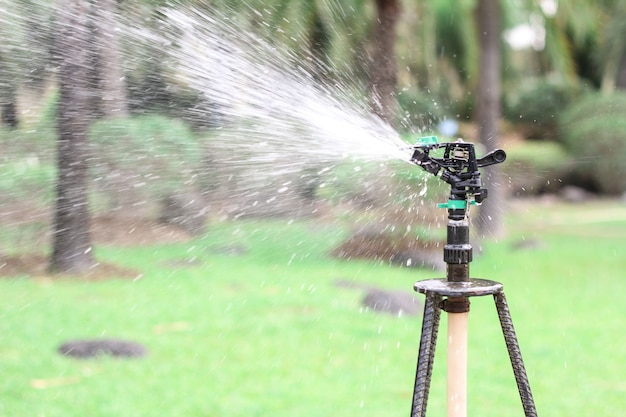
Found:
<box><xmin>408</xmin><ymin>137</ymin><xmax>538</xmax><ymax>417</ymax></box>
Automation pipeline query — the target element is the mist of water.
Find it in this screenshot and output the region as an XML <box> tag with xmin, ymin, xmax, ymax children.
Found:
<box><xmin>1</xmin><ymin>3</ymin><xmax>431</xmax><ymax>224</ymax></box>
<box><xmin>126</xmin><ymin>6</ymin><xmax>419</xmax><ymax>209</ymax></box>
<box><xmin>162</xmin><ymin>7</ymin><xmax>409</xmax><ymax>160</ymax></box>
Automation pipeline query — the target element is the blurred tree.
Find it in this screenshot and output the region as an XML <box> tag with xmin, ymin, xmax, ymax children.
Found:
<box><xmin>597</xmin><ymin>0</ymin><xmax>626</xmax><ymax>90</ymax></box>
<box><xmin>0</xmin><ymin>5</ymin><xmax>19</xmax><ymax>127</ymax></box>
<box><xmin>0</xmin><ymin>52</ymin><xmax>18</xmax><ymax>128</ymax></box>
<box><xmin>540</xmin><ymin>0</ymin><xmax>626</xmax><ymax>91</ymax></box>
<box><xmin>0</xmin><ymin>0</ymin><xmax>55</xmax><ymax>128</ymax></box>
<box><xmin>93</xmin><ymin>0</ymin><xmax>128</xmax><ymax>117</ymax></box>
<box><xmin>368</xmin><ymin>0</ymin><xmax>401</xmax><ymax>125</ymax></box>
<box><xmin>475</xmin><ymin>0</ymin><xmax>504</xmax><ymax>237</ymax></box>
<box><xmin>542</xmin><ymin>0</ymin><xmax>600</xmax><ymax>85</ymax></box>
<box><xmin>49</xmin><ymin>0</ymin><xmax>95</xmax><ymax>274</ymax></box>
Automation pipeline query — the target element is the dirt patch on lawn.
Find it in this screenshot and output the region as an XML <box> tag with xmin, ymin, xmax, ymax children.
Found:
<box><xmin>90</xmin><ymin>215</ymin><xmax>193</xmax><ymax>247</ymax></box>
<box><xmin>331</xmin><ymin>226</ymin><xmax>445</xmax><ymax>270</ymax></box>
<box><xmin>0</xmin><ymin>208</ymin><xmax>193</xmax><ymax>279</ymax></box>
<box><xmin>0</xmin><ymin>253</ymin><xmax>142</xmax><ymax>280</ymax></box>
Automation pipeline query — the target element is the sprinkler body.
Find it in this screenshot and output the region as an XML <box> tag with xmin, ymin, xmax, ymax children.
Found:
<box><xmin>408</xmin><ymin>137</ymin><xmax>538</xmax><ymax>417</ymax></box>
<box><xmin>409</xmin><ymin>137</ymin><xmax>505</xmax><ymax>220</ymax></box>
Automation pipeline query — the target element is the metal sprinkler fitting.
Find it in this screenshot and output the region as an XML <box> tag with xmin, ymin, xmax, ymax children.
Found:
<box><xmin>409</xmin><ymin>136</ymin><xmax>506</xmax><ymax>220</ymax></box>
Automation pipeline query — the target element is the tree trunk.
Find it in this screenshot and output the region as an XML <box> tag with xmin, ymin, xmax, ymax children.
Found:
<box><xmin>49</xmin><ymin>0</ymin><xmax>95</xmax><ymax>274</ymax></box>
<box><xmin>1</xmin><ymin>94</ymin><xmax>18</xmax><ymax>128</ymax></box>
<box><xmin>309</xmin><ymin>8</ymin><xmax>330</xmax><ymax>81</ymax></box>
<box><xmin>616</xmin><ymin>51</ymin><xmax>626</xmax><ymax>89</ymax></box>
<box><xmin>475</xmin><ymin>0</ymin><xmax>505</xmax><ymax>238</ymax></box>
<box><xmin>368</xmin><ymin>0</ymin><xmax>400</xmax><ymax>126</ymax></box>
<box><xmin>0</xmin><ymin>53</ymin><xmax>19</xmax><ymax>128</ymax></box>
<box><xmin>93</xmin><ymin>0</ymin><xmax>128</xmax><ymax>118</ymax></box>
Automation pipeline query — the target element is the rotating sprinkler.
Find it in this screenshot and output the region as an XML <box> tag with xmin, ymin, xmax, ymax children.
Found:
<box><xmin>408</xmin><ymin>136</ymin><xmax>538</xmax><ymax>417</ymax></box>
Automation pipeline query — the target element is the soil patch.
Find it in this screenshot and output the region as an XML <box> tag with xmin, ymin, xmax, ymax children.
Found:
<box><xmin>91</xmin><ymin>215</ymin><xmax>193</xmax><ymax>247</ymax></box>
<box><xmin>58</xmin><ymin>338</ymin><xmax>148</xmax><ymax>359</ymax></box>
<box><xmin>0</xmin><ymin>209</ymin><xmax>192</xmax><ymax>279</ymax></box>
<box><xmin>331</xmin><ymin>227</ymin><xmax>445</xmax><ymax>271</ymax></box>
<box><xmin>362</xmin><ymin>287</ymin><xmax>422</xmax><ymax>316</ymax></box>
<box><xmin>0</xmin><ymin>253</ymin><xmax>141</xmax><ymax>280</ymax></box>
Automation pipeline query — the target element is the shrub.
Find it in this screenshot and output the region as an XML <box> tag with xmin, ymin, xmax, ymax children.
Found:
<box><xmin>504</xmin><ymin>78</ymin><xmax>581</xmax><ymax>140</ymax></box>
<box><xmin>559</xmin><ymin>92</ymin><xmax>626</xmax><ymax>194</ymax></box>
<box><xmin>0</xmin><ymin>151</ymin><xmax>56</xmax><ymax>203</ymax></box>
<box><xmin>396</xmin><ymin>90</ymin><xmax>446</xmax><ymax>133</ymax></box>
<box><xmin>0</xmin><ymin>125</ymin><xmax>57</xmax><ymax>205</ymax></box>
<box><xmin>503</xmin><ymin>140</ymin><xmax>572</xmax><ymax>195</ymax></box>
<box><xmin>89</xmin><ymin>115</ymin><xmax>201</xmax><ymax>211</ymax></box>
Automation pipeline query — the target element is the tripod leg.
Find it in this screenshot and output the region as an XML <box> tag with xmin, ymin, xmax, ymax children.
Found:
<box><xmin>494</xmin><ymin>292</ymin><xmax>538</xmax><ymax>417</ymax></box>
<box><xmin>411</xmin><ymin>293</ymin><xmax>442</xmax><ymax>417</ymax></box>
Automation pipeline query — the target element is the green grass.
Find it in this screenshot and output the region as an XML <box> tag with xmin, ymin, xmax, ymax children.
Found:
<box><xmin>1</xmin><ymin>202</ymin><xmax>625</xmax><ymax>416</ymax></box>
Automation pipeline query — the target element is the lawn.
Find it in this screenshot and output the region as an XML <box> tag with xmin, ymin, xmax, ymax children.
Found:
<box><xmin>0</xmin><ymin>200</ymin><xmax>625</xmax><ymax>416</ymax></box>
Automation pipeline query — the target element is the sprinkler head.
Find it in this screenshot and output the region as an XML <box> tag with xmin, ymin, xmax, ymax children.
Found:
<box><xmin>409</xmin><ymin>137</ymin><xmax>506</xmax><ymax>219</ymax></box>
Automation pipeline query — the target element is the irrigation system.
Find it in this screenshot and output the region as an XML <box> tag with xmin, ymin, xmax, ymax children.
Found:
<box><xmin>408</xmin><ymin>137</ymin><xmax>538</xmax><ymax>417</ymax></box>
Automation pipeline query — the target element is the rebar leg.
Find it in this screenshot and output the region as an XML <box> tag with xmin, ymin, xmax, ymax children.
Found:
<box><xmin>411</xmin><ymin>293</ymin><xmax>442</xmax><ymax>417</ymax></box>
<box><xmin>494</xmin><ymin>292</ymin><xmax>538</xmax><ymax>417</ymax></box>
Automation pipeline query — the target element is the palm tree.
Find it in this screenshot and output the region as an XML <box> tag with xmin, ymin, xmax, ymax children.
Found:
<box><xmin>597</xmin><ymin>0</ymin><xmax>626</xmax><ymax>90</ymax></box>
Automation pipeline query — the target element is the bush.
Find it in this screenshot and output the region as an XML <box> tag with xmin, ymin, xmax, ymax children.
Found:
<box><xmin>0</xmin><ymin>125</ymin><xmax>57</xmax><ymax>205</ymax></box>
<box><xmin>396</xmin><ymin>90</ymin><xmax>446</xmax><ymax>134</ymax></box>
<box><xmin>503</xmin><ymin>140</ymin><xmax>572</xmax><ymax>196</ymax></box>
<box><xmin>505</xmin><ymin>78</ymin><xmax>581</xmax><ymax>140</ymax></box>
<box><xmin>89</xmin><ymin>115</ymin><xmax>201</xmax><ymax>211</ymax></box>
<box><xmin>559</xmin><ymin>92</ymin><xmax>626</xmax><ymax>194</ymax></box>
<box><xmin>0</xmin><ymin>151</ymin><xmax>56</xmax><ymax>203</ymax></box>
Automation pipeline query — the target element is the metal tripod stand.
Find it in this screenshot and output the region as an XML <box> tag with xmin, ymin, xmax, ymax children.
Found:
<box><xmin>407</xmin><ymin>137</ymin><xmax>538</xmax><ymax>417</ymax></box>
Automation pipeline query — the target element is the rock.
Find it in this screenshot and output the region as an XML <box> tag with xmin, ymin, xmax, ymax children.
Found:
<box><xmin>331</xmin><ymin>226</ymin><xmax>445</xmax><ymax>272</ymax></box>
<box><xmin>511</xmin><ymin>238</ymin><xmax>545</xmax><ymax>251</ymax></box>
<box><xmin>362</xmin><ymin>288</ymin><xmax>422</xmax><ymax>316</ymax></box>
<box><xmin>389</xmin><ymin>249</ymin><xmax>445</xmax><ymax>271</ymax></box>
<box><xmin>560</xmin><ymin>186</ymin><xmax>593</xmax><ymax>203</ymax></box>
<box><xmin>58</xmin><ymin>339</ymin><xmax>148</xmax><ymax>359</ymax></box>
<box><xmin>211</xmin><ymin>245</ymin><xmax>248</xmax><ymax>256</ymax></box>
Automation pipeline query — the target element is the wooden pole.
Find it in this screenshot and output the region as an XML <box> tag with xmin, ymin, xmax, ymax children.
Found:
<box><xmin>447</xmin><ymin>311</ymin><xmax>469</xmax><ymax>417</ymax></box>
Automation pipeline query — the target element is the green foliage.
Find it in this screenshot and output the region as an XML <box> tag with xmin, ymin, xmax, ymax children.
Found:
<box><xmin>504</xmin><ymin>78</ymin><xmax>582</xmax><ymax>140</ymax></box>
<box><xmin>35</xmin><ymin>87</ymin><xmax>60</xmax><ymax>134</ymax></box>
<box><xmin>315</xmin><ymin>157</ymin><xmax>446</xmax><ymax>215</ymax></box>
<box><xmin>432</xmin><ymin>0</ymin><xmax>478</xmax><ymax>83</ymax></box>
<box><xmin>396</xmin><ymin>89</ymin><xmax>446</xmax><ymax>133</ymax></box>
<box><xmin>0</xmin><ymin>153</ymin><xmax>56</xmax><ymax>202</ymax></box>
<box><xmin>315</xmin><ymin>160</ymin><xmax>401</xmax><ymax>206</ymax></box>
<box><xmin>559</xmin><ymin>92</ymin><xmax>626</xmax><ymax>194</ymax></box>
<box><xmin>0</xmin><ymin>126</ymin><xmax>57</xmax><ymax>204</ymax></box>
<box><xmin>503</xmin><ymin>140</ymin><xmax>572</xmax><ymax>195</ymax></box>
